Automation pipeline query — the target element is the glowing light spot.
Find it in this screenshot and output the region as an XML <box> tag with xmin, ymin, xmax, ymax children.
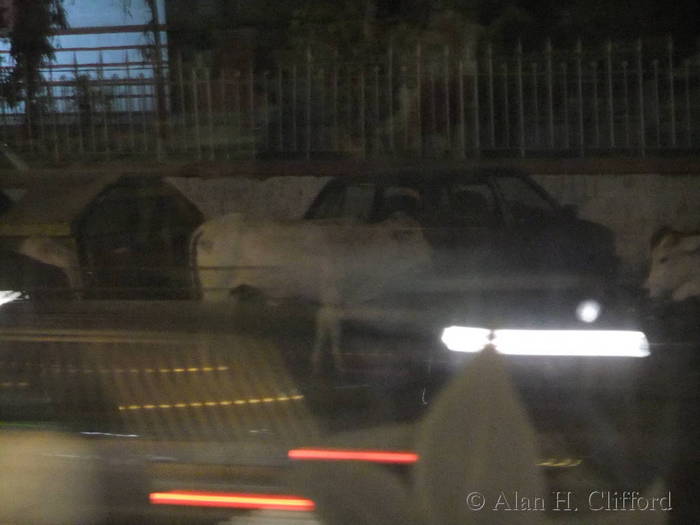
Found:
<box><xmin>576</xmin><ymin>300</ymin><xmax>602</xmax><ymax>323</ymax></box>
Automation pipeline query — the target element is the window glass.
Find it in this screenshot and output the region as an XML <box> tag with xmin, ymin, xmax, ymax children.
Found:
<box><xmin>378</xmin><ymin>186</ymin><xmax>423</xmax><ymax>220</ymax></box>
<box><xmin>441</xmin><ymin>182</ymin><xmax>500</xmax><ymax>226</ymax></box>
<box><xmin>341</xmin><ymin>184</ymin><xmax>375</xmax><ymax>221</ymax></box>
<box><xmin>495</xmin><ymin>176</ymin><xmax>558</xmax><ymax>223</ymax></box>
<box><xmin>312</xmin><ymin>184</ymin><xmax>375</xmax><ymax>220</ymax></box>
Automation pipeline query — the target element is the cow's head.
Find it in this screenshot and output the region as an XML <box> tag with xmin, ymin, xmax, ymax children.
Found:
<box><xmin>645</xmin><ymin>227</ymin><xmax>700</xmax><ymax>301</ymax></box>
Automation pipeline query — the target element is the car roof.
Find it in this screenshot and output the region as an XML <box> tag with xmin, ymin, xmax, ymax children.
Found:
<box><xmin>325</xmin><ymin>166</ymin><xmax>531</xmax><ymax>187</ymax></box>
<box><xmin>0</xmin><ymin>175</ymin><xmax>184</xmax><ymax>237</ymax></box>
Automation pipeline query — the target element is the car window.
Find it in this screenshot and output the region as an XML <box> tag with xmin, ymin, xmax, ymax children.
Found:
<box><xmin>495</xmin><ymin>176</ymin><xmax>558</xmax><ymax>223</ymax></box>
<box><xmin>311</xmin><ymin>183</ymin><xmax>376</xmax><ymax>221</ymax></box>
<box><xmin>444</xmin><ymin>182</ymin><xmax>501</xmax><ymax>227</ymax></box>
<box><xmin>377</xmin><ymin>185</ymin><xmax>423</xmax><ymax>221</ymax></box>
<box><xmin>342</xmin><ymin>184</ymin><xmax>376</xmax><ymax>221</ymax></box>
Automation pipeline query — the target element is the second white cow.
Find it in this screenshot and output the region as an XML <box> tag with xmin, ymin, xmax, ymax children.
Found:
<box><xmin>644</xmin><ymin>228</ymin><xmax>700</xmax><ymax>302</ymax></box>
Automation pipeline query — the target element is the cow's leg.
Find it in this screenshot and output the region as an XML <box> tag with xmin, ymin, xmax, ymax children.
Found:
<box><xmin>327</xmin><ymin>305</ymin><xmax>345</xmax><ymax>373</ymax></box>
<box><xmin>311</xmin><ymin>307</ymin><xmax>328</xmax><ymax>374</ymax></box>
<box><xmin>312</xmin><ymin>304</ymin><xmax>345</xmax><ymax>374</ymax></box>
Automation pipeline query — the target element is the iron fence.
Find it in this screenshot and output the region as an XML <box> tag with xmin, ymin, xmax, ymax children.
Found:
<box><xmin>1</xmin><ymin>36</ymin><xmax>699</xmax><ymax>164</ymax></box>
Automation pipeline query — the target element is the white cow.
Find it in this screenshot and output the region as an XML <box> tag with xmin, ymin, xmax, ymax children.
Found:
<box><xmin>191</xmin><ymin>212</ymin><xmax>433</xmax><ymax>370</ymax></box>
<box><xmin>16</xmin><ymin>236</ymin><xmax>83</xmax><ymax>295</ymax></box>
<box><xmin>191</xmin><ymin>213</ymin><xmax>432</xmax><ymax>303</ymax></box>
<box><xmin>644</xmin><ymin>229</ymin><xmax>700</xmax><ymax>302</ymax></box>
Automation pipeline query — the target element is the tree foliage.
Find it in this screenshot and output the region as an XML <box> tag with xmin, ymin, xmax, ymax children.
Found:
<box><xmin>1</xmin><ymin>0</ymin><xmax>67</xmax><ymax>107</ymax></box>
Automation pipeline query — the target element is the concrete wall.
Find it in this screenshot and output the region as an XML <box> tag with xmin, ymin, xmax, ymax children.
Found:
<box><xmin>534</xmin><ymin>175</ymin><xmax>700</xmax><ymax>280</ymax></box>
<box><xmin>168</xmin><ymin>176</ymin><xmax>332</xmax><ymax>222</ymax></box>
<box><xmin>169</xmin><ymin>173</ymin><xmax>700</xmax><ymax>283</ymax></box>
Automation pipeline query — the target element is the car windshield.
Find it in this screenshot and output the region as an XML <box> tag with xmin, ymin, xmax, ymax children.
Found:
<box><xmin>495</xmin><ymin>175</ymin><xmax>559</xmax><ymax>223</ymax></box>
<box><xmin>0</xmin><ymin>2</ymin><xmax>697</xmax><ymax>524</ymax></box>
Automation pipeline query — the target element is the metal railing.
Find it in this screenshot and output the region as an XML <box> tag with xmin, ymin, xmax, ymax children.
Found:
<box><xmin>1</xmin><ymin>36</ymin><xmax>699</xmax><ymax>164</ymax></box>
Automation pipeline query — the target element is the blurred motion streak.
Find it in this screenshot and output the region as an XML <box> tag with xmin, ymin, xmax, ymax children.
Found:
<box><xmin>149</xmin><ymin>490</ymin><xmax>315</xmax><ymax>511</ymax></box>
<box><xmin>288</xmin><ymin>448</ymin><xmax>419</xmax><ymax>464</ymax></box>
<box><xmin>118</xmin><ymin>395</ymin><xmax>304</xmax><ymax>411</ymax></box>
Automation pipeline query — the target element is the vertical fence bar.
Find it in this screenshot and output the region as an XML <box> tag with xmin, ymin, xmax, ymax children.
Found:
<box><xmin>592</xmin><ymin>61</ymin><xmax>599</xmax><ymax>149</ymax></box>
<box><xmin>444</xmin><ymin>46</ymin><xmax>451</xmax><ymax>152</ymax></box>
<box><xmin>332</xmin><ymin>57</ymin><xmax>339</xmax><ymax>152</ymax></box>
<box><xmin>205</xmin><ymin>68</ymin><xmax>215</xmax><ymax>161</ymax></box>
<box><xmin>374</xmin><ymin>65</ymin><xmax>380</xmax><ymax>152</ymax></box>
<box><xmin>24</xmin><ymin>68</ymin><xmax>34</xmax><ymax>154</ymax></box>
<box><xmin>277</xmin><ymin>66</ymin><xmax>284</xmax><ymax>152</ymax></box>
<box><xmin>516</xmin><ymin>41</ymin><xmax>525</xmax><ymax>157</ymax></box>
<box><xmin>319</xmin><ymin>68</ymin><xmax>326</xmax><ymax>151</ymax></box>
<box><xmin>531</xmin><ymin>62</ymin><xmax>540</xmax><ymax>148</ymax></box>
<box><xmin>416</xmin><ymin>42</ymin><xmax>423</xmax><ymax>155</ymax></box>
<box><xmin>458</xmin><ymin>59</ymin><xmax>466</xmax><ymax>158</ymax></box>
<box><xmin>576</xmin><ymin>40</ymin><xmax>584</xmax><ymax>156</ymax></box>
<box><xmin>220</xmin><ymin>71</ymin><xmax>230</xmax><ymax>159</ymax></box>
<box><xmin>86</xmin><ymin>75</ymin><xmax>97</xmax><ymax>155</ymax></box>
<box><xmin>667</xmin><ymin>36</ymin><xmax>676</xmax><ymax>147</ymax></box>
<box><xmin>472</xmin><ymin>55</ymin><xmax>480</xmax><ymax>158</ymax></box>
<box><xmin>487</xmin><ymin>42</ymin><xmax>495</xmax><ymax>148</ymax></box>
<box><xmin>100</xmin><ymin>56</ymin><xmax>110</xmax><ymax>159</ymax></box>
<box><xmin>234</xmin><ymin>70</ymin><xmax>242</xmax><ymax>153</ymax></box>
<box><xmin>387</xmin><ymin>42</ymin><xmax>395</xmax><ymax>152</ymax></box>
<box><xmin>430</xmin><ymin>64</ymin><xmax>437</xmax><ymax>148</ymax></box>
<box><xmin>305</xmin><ymin>48</ymin><xmax>312</xmax><ymax>159</ymax></box>
<box><xmin>622</xmin><ymin>61</ymin><xmax>630</xmax><ymax>148</ymax></box>
<box><xmin>360</xmin><ymin>67</ymin><xmax>366</xmax><ymax>158</ymax></box>
<box><xmin>140</xmin><ymin>74</ymin><xmax>149</xmax><ymax>153</ymax></box>
<box><xmin>0</xmin><ymin>97</ymin><xmax>7</xmax><ymax>146</ymax></box>
<box><xmin>177</xmin><ymin>52</ymin><xmax>187</xmax><ymax>153</ymax></box>
<box><xmin>606</xmin><ymin>40</ymin><xmax>615</xmax><ymax>148</ymax></box>
<box><xmin>73</xmin><ymin>54</ymin><xmax>83</xmax><ymax>155</ymax></box>
<box><xmin>401</xmin><ymin>64</ymin><xmax>409</xmax><ymax>150</ymax></box>
<box><xmin>66</xmin><ymin>76</ymin><xmax>75</xmax><ymax>153</ymax></box>
<box><xmin>37</xmin><ymin>81</ymin><xmax>46</xmax><ymax>149</ymax></box>
<box><xmin>546</xmin><ymin>39</ymin><xmax>554</xmax><ymax>149</ymax></box>
<box><xmin>154</xmin><ymin>73</ymin><xmax>164</xmax><ymax>162</ymax></box>
<box><xmin>653</xmin><ymin>59</ymin><xmax>660</xmax><ymax>148</ymax></box>
<box><xmin>191</xmin><ymin>69</ymin><xmax>201</xmax><ymax>160</ymax></box>
<box><xmin>263</xmin><ymin>71</ymin><xmax>270</xmax><ymax>152</ymax></box>
<box><xmin>125</xmin><ymin>59</ymin><xmax>135</xmax><ymax>153</ymax></box>
<box><xmin>346</xmin><ymin>65</ymin><xmax>352</xmax><ymax>153</ymax></box>
<box><xmin>561</xmin><ymin>62</ymin><xmax>569</xmax><ymax>150</ymax></box>
<box><xmin>48</xmin><ymin>71</ymin><xmax>60</xmax><ymax>162</ymax></box>
<box><xmin>292</xmin><ymin>64</ymin><xmax>298</xmax><ymax>152</ymax></box>
<box><xmin>0</xmin><ymin>96</ymin><xmax>7</xmax><ymax>147</ymax></box>
<box><xmin>110</xmin><ymin>75</ymin><xmax>122</xmax><ymax>155</ymax></box>
<box><xmin>637</xmin><ymin>39</ymin><xmax>645</xmax><ymax>156</ymax></box>
<box><xmin>685</xmin><ymin>60</ymin><xmax>692</xmax><ymax>148</ymax></box>
<box><xmin>502</xmin><ymin>63</ymin><xmax>510</xmax><ymax>149</ymax></box>
<box><xmin>62</xmin><ymin>77</ymin><xmax>71</xmax><ymax>153</ymax></box>
<box><xmin>249</xmin><ymin>64</ymin><xmax>257</xmax><ymax>158</ymax></box>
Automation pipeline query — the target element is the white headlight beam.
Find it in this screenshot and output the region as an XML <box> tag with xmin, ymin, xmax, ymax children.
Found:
<box><xmin>441</xmin><ymin>326</ymin><xmax>649</xmax><ymax>358</ymax></box>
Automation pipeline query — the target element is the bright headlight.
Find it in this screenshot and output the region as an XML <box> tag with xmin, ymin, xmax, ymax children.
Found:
<box><xmin>491</xmin><ymin>329</ymin><xmax>649</xmax><ymax>358</ymax></box>
<box><xmin>441</xmin><ymin>326</ymin><xmax>649</xmax><ymax>358</ymax></box>
<box><xmin>440</xmin><ymin>326</ymin><xmax>492</xmax><ymax>354</ymax></box>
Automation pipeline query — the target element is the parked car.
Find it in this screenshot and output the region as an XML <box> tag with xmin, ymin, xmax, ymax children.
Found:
<box><xmin>0</xmin><ymin>175</ymin><xmax>203</xmax><ymax>300</ymax></box>
<box><xmin>192</xmin><ymin>166</ymin><xmax>620</xmax><ymax>306</ymax></box>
